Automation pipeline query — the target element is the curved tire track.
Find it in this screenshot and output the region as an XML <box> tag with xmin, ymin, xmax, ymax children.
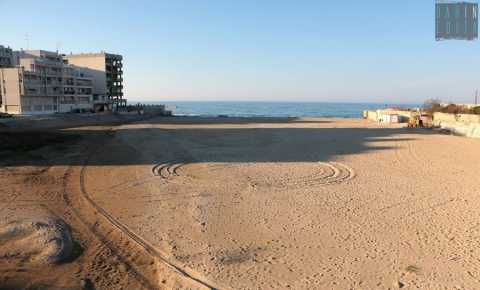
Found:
<box><xmin>152</xmin><ymin>161</ymin><xmax>356</xmax><ymax>188</ymax></box>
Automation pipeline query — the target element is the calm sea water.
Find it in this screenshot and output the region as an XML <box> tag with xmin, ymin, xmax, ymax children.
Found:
<box><xmin>145</xmin><ymin>102</ymin><xmax>419</xmax><ymax>119</ymax></box>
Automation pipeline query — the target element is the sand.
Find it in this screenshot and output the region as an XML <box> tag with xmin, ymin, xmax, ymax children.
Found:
<box><xmin>0</xmin><ymin>207</ymin><xmax>73</xmax><ymax>265</ymax></box>
<box><xmin>2</xmin><ymin>117</ymin><xmax>480</xmax><ymax>289</ymax></box>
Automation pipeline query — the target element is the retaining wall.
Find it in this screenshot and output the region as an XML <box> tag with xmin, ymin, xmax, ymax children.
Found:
<box><xmin>433</xmin><ymin>112</ymin><xmax>480</xmax><ymax>138</ymax></box>
<box><xmin>0</xmin><ymin>111</ymin><xmax>166</xmax><ymax>131</ymax></box>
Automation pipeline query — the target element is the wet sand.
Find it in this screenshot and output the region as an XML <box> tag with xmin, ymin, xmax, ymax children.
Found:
<box><xmin>2</xmin><ymin>117</ymin><xmax>480</xmax><ymax>289</ymax></box>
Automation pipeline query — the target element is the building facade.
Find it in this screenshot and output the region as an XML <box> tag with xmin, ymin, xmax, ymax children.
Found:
<box><xmin>0</xmin><ymin>50</ymin><xmax>94</xmax><ymax>115</ymax></box>
<box><xmin>0</xmin><ymin>45</ymin><xmax>13</xmax><ymax>68</ymax></box>
<box><xmin>64</xmin><ymin>52</ymin><xmax>125</xmax><ymax>110</ymax></box>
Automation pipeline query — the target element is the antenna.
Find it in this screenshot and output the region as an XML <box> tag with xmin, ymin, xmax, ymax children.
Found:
<box><xmin>24</xmin><ymin>33</ymin><xmax>29</xmax><ymax>50</ymax></box>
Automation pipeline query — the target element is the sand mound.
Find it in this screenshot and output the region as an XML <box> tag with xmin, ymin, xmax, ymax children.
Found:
<box><xmin>0</xmin><ymin>213</ymin><xmax>73</xmax><ymax>265</ymax></box>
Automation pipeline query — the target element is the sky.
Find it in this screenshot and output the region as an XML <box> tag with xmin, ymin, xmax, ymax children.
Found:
<box><xmin>1</xmin><ymin>0</ymin><xmax>479</xmax><ymax>104</ymax></box>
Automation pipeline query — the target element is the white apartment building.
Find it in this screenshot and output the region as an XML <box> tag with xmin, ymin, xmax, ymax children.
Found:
<box><xmin>0</xmin><ymin>50</ymin><xmax>94</xmax><ymax>115</ymax></box>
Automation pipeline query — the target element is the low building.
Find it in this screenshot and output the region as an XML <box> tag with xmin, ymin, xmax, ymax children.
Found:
<box><xmin>0</xmin><ymin>45</ymin><xmax>13</xmax><ymax>68</ymax></box>
<box><xmin>363</xmin><ymin>108</ymin><xmax>418</xmax><ymax>123</ymax></box>
<box><xmin>64</xmin><ymin>52</ymin><xmax>125</xmax><ymax>111</ymax></box>
<box><xmin>0</xmin><ymin>50</ymin><xmax>94</xmax><ymax>115</ymax></box>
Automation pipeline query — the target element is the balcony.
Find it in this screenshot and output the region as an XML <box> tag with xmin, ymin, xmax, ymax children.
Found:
<box><xmin>109</xmin><ymin>89</ymin><xmax>123</xmax><ymax>96</ymax></box>
<box><xmin>75</xmin><ymin>80</ymin><xmax>93</xmax><ymax>87</ymax></box>
<box><xmin>108</xmin><ymin>69</ymin><xmax>123</xmax><ymax>75</ymax></box>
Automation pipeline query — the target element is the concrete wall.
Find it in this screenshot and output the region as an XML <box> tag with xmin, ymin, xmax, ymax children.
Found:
<box><xmin>143</xmin><ymin>105</ymin><xmax>170</xmax><ymax>116</ymax></box>
<box><xmin>58</xmin><ymin>102</ymin><xmax>93</xmax><ymax>113</ymax></box>
<box><xmin>433</xmin><ymin>112</ymin><xmax>480</xmax><ymax>138</ymax></box>
<box><xmin>0</xmin><ymin>111</ymin><xmax>169</xmax><ymax>130</ymax></box>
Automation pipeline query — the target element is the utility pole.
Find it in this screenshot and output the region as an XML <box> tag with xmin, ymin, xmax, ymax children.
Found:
<box><xmin>476</xmin><ymin>89</ymin><xmax>478</xmax><ymax>105</ymax></box>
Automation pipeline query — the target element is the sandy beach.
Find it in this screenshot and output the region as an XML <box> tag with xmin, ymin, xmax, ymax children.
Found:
<box><xmin>2</xmin><ymin>116</ymin><xmax>480</xmax><ymax>289</ymax></box>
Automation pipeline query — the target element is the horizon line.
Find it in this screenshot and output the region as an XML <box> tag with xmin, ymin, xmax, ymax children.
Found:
<box><xmin>129</xmin><ymin>100</ymin><xmax>424</xmax><ymax>105</ymax></box>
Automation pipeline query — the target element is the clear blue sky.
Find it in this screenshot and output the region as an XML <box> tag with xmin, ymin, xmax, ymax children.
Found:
<box><xmin>1</xmin><ymin>0</ymin><xmax>479</xmax><ymax>103</ymax></box>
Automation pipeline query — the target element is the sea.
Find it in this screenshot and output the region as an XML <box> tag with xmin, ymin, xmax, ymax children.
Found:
<box><xmin>143</xmin><ymin>101</ymin><xmax>420</xmax><ymax>119</ymax></box>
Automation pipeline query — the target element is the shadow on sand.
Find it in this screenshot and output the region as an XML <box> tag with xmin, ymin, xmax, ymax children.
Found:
<box><xmin>0</xmin><ymin>117</ymin><xmax>434</xmax><ymax>167</ymax></box>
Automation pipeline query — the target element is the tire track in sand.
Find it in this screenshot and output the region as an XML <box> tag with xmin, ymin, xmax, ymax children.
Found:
<box><xmin>151</xmin><ymin>161</ymin><xmax>356</xmax><ymax>188</ymax></box>
<box><xmin>62</xmin><ymin>165</ymin><xmax>157</xmax><ymax>290</ymax></box>
<box><xmin>80</xmin><ymin>155</ymin><xmax>223</xmax><ymax>289</ymax></box>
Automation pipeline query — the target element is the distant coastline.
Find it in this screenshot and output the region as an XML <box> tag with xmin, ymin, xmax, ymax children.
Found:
<box><xmin>138</xmin><ymin>101</ymin><xmax>421</xmax><ymax>119</ymax></box>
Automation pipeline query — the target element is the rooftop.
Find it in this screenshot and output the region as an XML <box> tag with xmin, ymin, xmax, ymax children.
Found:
<box><xmin>65</xmin><ymin>52</ymin><xmax>122</xmax><ymax>60</ymax></box>
<box><xmin>22</xmin><ymin>50</ymin><xmax>61</xmax><ymax>57</ymax></box>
